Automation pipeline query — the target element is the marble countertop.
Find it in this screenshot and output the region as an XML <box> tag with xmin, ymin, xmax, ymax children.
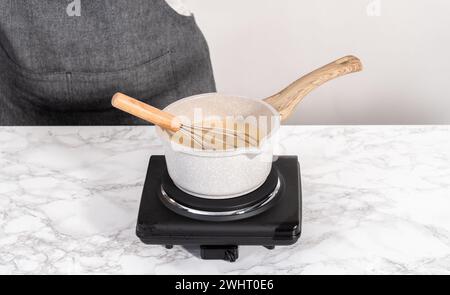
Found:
<box><xmin>1</xmin><ymin>126</ymin><xmax>449</xmax><ymax>274</ymax></box>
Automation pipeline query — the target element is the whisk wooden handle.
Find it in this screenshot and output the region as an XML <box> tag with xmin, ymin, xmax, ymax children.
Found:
<box><xmin>264</xmin><ymin>55</ymin><xmax>363</xmax><ymax>121</ymax></box>
<box><xmin>111</xmin><ymin>93</ymin><xmax>181</xmax><ymax>132</ymax></box>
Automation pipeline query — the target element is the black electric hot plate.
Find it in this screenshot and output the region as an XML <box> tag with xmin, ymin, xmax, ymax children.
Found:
<box><xmin>136</xmin><ymin>155</ymin><xmax>302</xmax><ymax>262</ymax></box>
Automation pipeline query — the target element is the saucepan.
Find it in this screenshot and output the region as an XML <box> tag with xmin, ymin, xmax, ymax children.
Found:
<box><xmin>113</xmin><ymin>56</ymin><xmax>362</xmax><ymax>199</ymax></box>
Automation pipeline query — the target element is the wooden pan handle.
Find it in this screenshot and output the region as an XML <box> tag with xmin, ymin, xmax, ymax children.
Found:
<box><xmin>263</xmin><ymin>55</ymin><xmax>363</xmax><ymax>121</ymax></box>
<box><xmin>111</xmin><ymin>93</ymin><xmax>181</xmax><ymax>132</ymax></box>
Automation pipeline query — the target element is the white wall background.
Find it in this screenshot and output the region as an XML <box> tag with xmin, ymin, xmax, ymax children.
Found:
<box><xmin>185</xmin><ymin>0</ymin><xmax>450</xmax><ymax>124</ymax></box>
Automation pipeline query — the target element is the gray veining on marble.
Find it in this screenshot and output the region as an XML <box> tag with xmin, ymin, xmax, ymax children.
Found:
<box><xmin>1</xmin><ymin>126</ymin><xmax>449</xmax><ymax>274</ymax></box>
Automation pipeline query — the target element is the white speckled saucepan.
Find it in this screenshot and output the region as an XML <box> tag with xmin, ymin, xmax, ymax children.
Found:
<box><xmin>156</xmin><ymin>56</ymin><xmax>362</xmax><ymax>199</ymax></box>
<box><xmin>154</xmin><ymin>56</ymin><xmax>363</xmax><ymax>199</ymax></box>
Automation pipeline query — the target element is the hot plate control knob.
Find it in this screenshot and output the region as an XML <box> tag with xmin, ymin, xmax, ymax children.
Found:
<box><xmin>200</xmin><ymin>245</ymin><xmax>239</xmax><ymax>262</ymax></box>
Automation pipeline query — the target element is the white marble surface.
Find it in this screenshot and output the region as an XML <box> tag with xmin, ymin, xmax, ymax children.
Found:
<box><xmin>1</xmin><ymin>126</ymin><xmax>450</xmax><ymax>274</ymax></box>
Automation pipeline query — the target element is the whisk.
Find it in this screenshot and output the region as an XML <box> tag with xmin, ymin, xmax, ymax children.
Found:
<box><xmin>111</xmin><ymin>93</ymin><xmax>259</xmax><ymax>150</ymax></box>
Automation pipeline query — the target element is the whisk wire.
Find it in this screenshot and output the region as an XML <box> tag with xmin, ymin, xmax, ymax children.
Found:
<box><xmin>187</xmin><ymin>124</ymin><xmax>259</xmax><ymax>146</ymax></box>
<box><xmin>177</xmin><ymin>124</ymin><xmax>259</xmax><ymax>150</ymax></box>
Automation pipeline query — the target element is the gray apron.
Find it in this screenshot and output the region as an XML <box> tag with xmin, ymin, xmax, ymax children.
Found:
<box><xmin>0</xmin><ymin>0</ymin><xmax>215</xmax><ymax>125</ymax></box>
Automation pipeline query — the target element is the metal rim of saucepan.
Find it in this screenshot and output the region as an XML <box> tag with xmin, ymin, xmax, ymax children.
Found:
<box><xmin>155</xmin><ymin>93</ymin><xmax>281</xmax><ymax>157</ymax></box>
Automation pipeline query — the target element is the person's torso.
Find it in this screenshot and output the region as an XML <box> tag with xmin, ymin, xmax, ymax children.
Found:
<box><xmin>0</xmin><ymin>0</ymin><xmax>215</xmax><ymax>125</ymax></box>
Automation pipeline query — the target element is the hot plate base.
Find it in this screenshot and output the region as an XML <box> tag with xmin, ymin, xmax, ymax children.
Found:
<box><xmin>136</xmin><ymin>156</ymin><xmax>302</xmax><ymax>262</ymax></box>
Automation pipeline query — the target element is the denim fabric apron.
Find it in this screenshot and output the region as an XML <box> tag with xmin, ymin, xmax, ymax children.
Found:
<box><xmin>0</xmin><ymin>0</ymin><xmax>215</xmax><ymax>125</ymax></box>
